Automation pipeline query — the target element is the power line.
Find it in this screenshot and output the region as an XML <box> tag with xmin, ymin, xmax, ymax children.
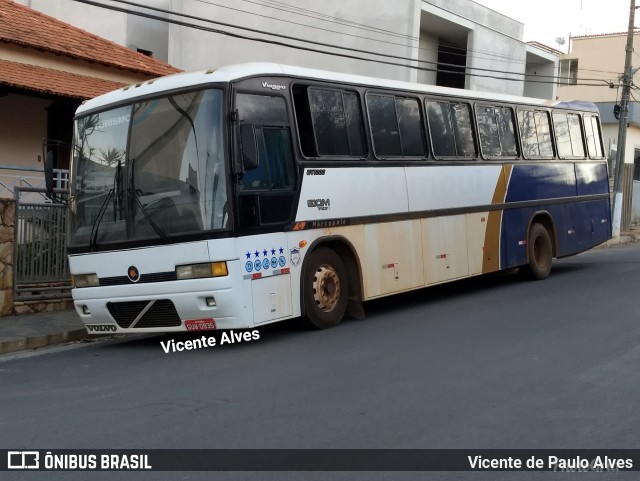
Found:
<box><xmin>189</xmin><ymin>0</ymin><xmax>628</xmax><ymax>79</ymax></box>
<box><xmin>200</xmin><ymin>0</ymin><xmax>532</xmax><ymax>67</ymax></box>
<box><xmin>69</xmin><ymin>0</ymin><xmax>612</xmax><ymax>87</ymax></box>
<box><xmin>230</xmin><ymin>0</ymin><xmax>420</xmax><ymax>43</ymax></box>
<box><xmin>92</xmin><ymin>0</ymin><xmax>534</xmax><ymax>78</ymax></box>
<box><xmin>189</xmin><ymin>0</ymin><xmax>425</xmax><ymax>52</ymax></box>
<box><xmin>234</xmin><ymin>0</ymin><xmax>528</xmax><ymax>65</ymax></box>
<box><xmin>83</xmin><ymin>0</ymin><xmax>621</xmax><ymax>81</ymax></box>
<box><xmin>578</xmin><ymin>67</ymin><xmax>624</xmax><ymax>76</ymax></box>
<box><xmin>188</xmin><ymin>0</ymin><xmax>552</xmax><ymax>78</ymax></box>
<box><xmin>252</xmin><ymin>0</ymin><xmax>420</xmax><ymax>42</ymax></box>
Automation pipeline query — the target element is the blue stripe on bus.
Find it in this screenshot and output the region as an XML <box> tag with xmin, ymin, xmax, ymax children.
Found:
<box><xmin>575</xmin><ymin>163</ymin><xmax>609</xmax><ymax>196</ymax></box>
<box><xmin>505</xmin><ymin>164</ymin><xmax>577</xmax><ymax>203</ymax></box>
<box><xmin>499</xmin><ymin>162</ymin><xmax>610</xmax><ymax>269</ymax></box>
<box><xmin>500</xmin><ymin>199</ymin><xmax>611</xmax><ymax>269</ymax></box>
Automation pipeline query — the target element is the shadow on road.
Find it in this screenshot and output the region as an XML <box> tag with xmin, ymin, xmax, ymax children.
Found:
<box><xmin>97</xmin><ymin>258</ymin><xmax>597</xmax><ymax>353</ymax></box>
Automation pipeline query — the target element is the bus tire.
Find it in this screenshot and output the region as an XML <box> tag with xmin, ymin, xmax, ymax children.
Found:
<box><xmin>303</xmin><ymin>247</ymin><xmax>348</xmax><ymax>329</ymax></box>
<box><xmin>522</xmin><ymin>223</ymin><xmax>553</xmax><ymax>280</ymax></box>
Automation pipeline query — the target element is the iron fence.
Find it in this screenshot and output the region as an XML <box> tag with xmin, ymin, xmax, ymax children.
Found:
<box><xmin>13</xmin><ymin>186</ymin><xmax>71</xmax><ymax>301</ymax></box>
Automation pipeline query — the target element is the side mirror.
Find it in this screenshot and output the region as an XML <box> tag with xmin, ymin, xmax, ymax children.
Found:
<box><xmin>240</xmin><ymin>124</ymin><xmax>259</xmax><ymax>171</ymax></box>
<box><xmin>44</xmin><ymin>150</ymin><xmax>54</xmax><ymax>196</ymax></box>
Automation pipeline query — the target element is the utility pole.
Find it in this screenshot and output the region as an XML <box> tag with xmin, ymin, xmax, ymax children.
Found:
<box><xmin>612</xmin><ymin>0</ymin><xmax>637</xmax><ymax>238</ymax></box>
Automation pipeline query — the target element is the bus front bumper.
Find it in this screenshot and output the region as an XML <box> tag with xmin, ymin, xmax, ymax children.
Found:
<box><xmin>72</xmin><ymin>278</ymin><xmax>250</xmax><ymax>334</ymax></box>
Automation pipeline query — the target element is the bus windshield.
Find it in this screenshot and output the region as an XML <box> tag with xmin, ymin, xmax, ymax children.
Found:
<box><xmin>69</xmin><ymin>88</ymin><xmax>228</xmax><ymax>249</ymax></box>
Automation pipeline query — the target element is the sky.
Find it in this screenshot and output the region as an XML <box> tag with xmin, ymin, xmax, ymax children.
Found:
<box><xmin>474</xmin><ymin>0</ymin><xmax>634</xmax><ymax>52</ymax></box>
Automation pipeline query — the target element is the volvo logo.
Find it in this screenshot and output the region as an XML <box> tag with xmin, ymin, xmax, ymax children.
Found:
<box><xmin>127</xmin><ymin>266</ymin><xmax>140</xmax><ymax>283</ymax></box>
<box><xmin>86</xmin><ymin>324</ymin><xmax>118</xmax><ymax>332</ymax></box>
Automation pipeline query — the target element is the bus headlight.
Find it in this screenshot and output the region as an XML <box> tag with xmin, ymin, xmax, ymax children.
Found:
<box><xmin>73</xmin><ymin>273</ymin><xmax>99</xmax><ymax>288</ymax></box>
<box><xmin>176</xmin><ymin>262</ymin><xmax>228</xmax><ymax>280</ymax></box>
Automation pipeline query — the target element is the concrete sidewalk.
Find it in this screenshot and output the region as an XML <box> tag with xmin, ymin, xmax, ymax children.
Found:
<box><xmin>1</xmin><ymin>232</ymin><xmax>640</xmax><ymax>356</ymax></box>
<box><xmin>599</xmin><ymin>229</ymin><xmax>640</xmax><ymax>247</ymax></box>
<box><xmin>0</xmin><ymin>307</ymin><xmax>88</xmax><ymax>355</ymax></box>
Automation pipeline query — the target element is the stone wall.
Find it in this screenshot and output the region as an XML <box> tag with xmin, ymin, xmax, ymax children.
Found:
<box><xmin>14</xmin><ymin>299</ymin><xmax>74</xmax><ymax>315</ymax></box>
<box><xmin>0</xmin><ymin>199</ymin><xmax>14</xmax><ymax>316</ymax></box>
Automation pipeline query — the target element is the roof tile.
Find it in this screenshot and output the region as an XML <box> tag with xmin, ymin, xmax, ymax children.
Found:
<box><xmin>0</xmin><ymin>58</ymin><xmax>127</xmax><ymax>99</ymax></box>
<box><xmin>0</xmin><ymin>0</ymin><xmax>180</xmax><ymax>76</ymax></box>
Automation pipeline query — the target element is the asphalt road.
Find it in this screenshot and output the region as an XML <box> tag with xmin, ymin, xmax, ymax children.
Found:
<box><xmin>2</xmin><ymin>243</ymin><xmax>640</xmax><ymax>481</ymax></box>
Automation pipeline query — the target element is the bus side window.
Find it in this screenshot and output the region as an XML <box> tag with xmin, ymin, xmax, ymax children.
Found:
<box><xmin>303</xmin><ymin>86</ymin><xmax>366</xmax><ymax>157</ymax></box>
<box><xmin>535</xmin><ymin>111</ymin><xmax>554</xmax><ymax>157</ymax></box>
<box><xmin>293</xmin><ymin>85</ymin><xmax>318</xmax><ymax>157</ymax></box>
<box><xmin>475</xmin><ymin>105</ymin><xmax>518</xmax><ymax>158</ymax></box>
<box><xmin>567</xmin><ymin>113</ymin><xmax>585</xmax><ymax>158</ymax></box>
<box><xmin>553</xmin><ymin>112</ymin><xmax>585</xmax><ymax>158</ymax></box>
<box><xmin>451</xmin><ymin>103</ymin><xmax>475</xmax><ymax>157</ymax></box>
<box><xmin>583</xmin><ymin>114</ymin><xmax>604</xmax><ymax>158</ymax></box>
<box><xmin>367</xmin><ymin>94</ymin><xmax>402</xmax><ymax>157</ymax></box>
<box><xmin>426</xmin><ymin>101</ymin><xmax>475</xmax><ymax>159</ymax></box>
<box><xmin>518</xmin><ymin>109</ymin><xmax>553</xmax><ymax>159</ymax></box>
<box><xmin>497</xmin><ymin>107</ymin><xmax>518</xmax><ymax>156</ymax></box>
<box><xmin>236</xmin><ymin>93</ymin><xmax>295</xmax><ymax>191</ymax></box>
<box><xmin>366</xmin><ymin>95</ymin><xmax>426</xmax><ymax>159</ymax></box>
<box><xmin>241</xmin><ymin>127</ymin><xmax>294</xmax><ymax>191</ymax></box>
<box><xmin>241</xmin><ymin>127</ymin><xmax>269</xmax><ymax>190</ymax></box>
<box><xmin>395</xmin><ymin>97</ymin><xmax>426</xmax><ymax>157</ymax></box>
<box><xmin>262</xmin><ymin>127</ymin><xmax>295</xmax><ymax>189</ymax></box>
<box><xmin>427</xmin><ymin>101</ymin><xmax>455</xmax><ymax>156</ymax></box>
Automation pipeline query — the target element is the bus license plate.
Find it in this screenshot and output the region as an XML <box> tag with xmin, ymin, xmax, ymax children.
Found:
<box><xmin>184</xmin><ymin>318</ymin><xmax>217</xmax><ymax>331</ymax></box>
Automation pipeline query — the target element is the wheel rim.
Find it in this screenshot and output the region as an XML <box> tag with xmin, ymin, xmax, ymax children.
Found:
<box><xmin>312</xmin><ymin>264</ymin><xmax>341</xmax><ymax>312</ymax></box>
<box><xmin>533</xmin><ymin>235</ymin><xmax>551</xmax><ymax>268</ymax></box>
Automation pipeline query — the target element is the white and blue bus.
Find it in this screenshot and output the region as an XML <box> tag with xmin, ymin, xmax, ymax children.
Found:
<box><xmin>67</xmin><ymin>63</ymin><xmax>610</xmax><ymax>333</ymax></box>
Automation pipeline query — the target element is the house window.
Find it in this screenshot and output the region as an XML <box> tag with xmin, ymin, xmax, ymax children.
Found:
<box><xmin>634</xmin><ymin>148</ymin><xmax>640</xmax><ymax>181</ymax></box>
<box><xmin>137</xmin><ymin>48</ymin><xmax>153</xmax><ymax>57</ymax></box>
<box><xmin>558</xmin><ymin>59</ymin><xmax>578</xmax><ymax>86</ymax></box>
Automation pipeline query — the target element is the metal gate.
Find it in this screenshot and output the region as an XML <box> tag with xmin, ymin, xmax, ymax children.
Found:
<box><xmin>13</xmin><ymin>186</ymin><xmax>71</xmax><ymax>301</ymax></box>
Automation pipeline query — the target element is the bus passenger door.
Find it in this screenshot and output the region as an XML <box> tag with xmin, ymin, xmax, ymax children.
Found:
<box><xmin>237</xmin><ymin>125</ymin><xmax>297</xmax><ymax>323</ymax></box>
<box><xmin>239</xmin><ymin>126</ymin><xmax>297</xmax><ymax>229</ymax></box>
<box><xmin>236</xmin><ymin>93</ymin><xmax>297</xmax><ymax>231</ymax></box>
<box><xmin>235</xmin><ymin>93</ymin><xmax>297</xmax><ymax>325</ymax></box>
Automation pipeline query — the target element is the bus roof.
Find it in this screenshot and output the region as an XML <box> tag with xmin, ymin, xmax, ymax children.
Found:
<box><xmin>76</xmin><ymin>62</ymin><xmax>599</xmax><ymax>115</ymax></box>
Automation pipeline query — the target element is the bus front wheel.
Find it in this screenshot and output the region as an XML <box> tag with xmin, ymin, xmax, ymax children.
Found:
<box><xmin>522</xmin><ymin>223</ymin><xmax>553</xmax><ymax>280</ymax></box>
<box><xmin>303</xmin><ymin>247</ymin><xmax>348</xmax><ymax>329</ymax></box>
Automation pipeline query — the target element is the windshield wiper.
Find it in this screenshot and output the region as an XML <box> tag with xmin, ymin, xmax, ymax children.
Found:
<box><xmin>89</xmin><ymin>188</ymin><xmax>113</xmax><ymax>251</ymax></box>
<box><xmin>132</xmin><ymin>193</ymin><xmax>171</xmax><ymax>243</ymax></box>
<box><xmin>130</xmin><ymin>158</ymin><xmax>171</xmax><ymax>243</ymax></box>
<box><xmin>89</xmin><ymin>159</ymin><xmax>123</xmax><ymax>250</ymax></box>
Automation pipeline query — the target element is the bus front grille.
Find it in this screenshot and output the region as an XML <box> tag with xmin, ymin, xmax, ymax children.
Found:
<box><xmin>100</xmin><ymin>271</ymin><xmax>177</xmax><ymax>286</ymax></box>
<box><xmin>107</xmin><ymin>299</ymin><xmax>181</xmax><ymax>329</ymax></box>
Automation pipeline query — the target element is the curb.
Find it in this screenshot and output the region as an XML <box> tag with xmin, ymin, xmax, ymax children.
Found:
<box><xmin>599</xmin><ymin>234</ymin><xmax>640</xmax><ymax>248</ymax></box>
<box><xmin>0</xmin><ymin>328</ymin><xmax>88</xmax><ymax>355</ymax></box>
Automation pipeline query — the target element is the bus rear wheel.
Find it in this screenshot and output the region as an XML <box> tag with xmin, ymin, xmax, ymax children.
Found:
<box><xmin>303</xmin><ymin>247</ymin><xmax>348</xmax><ymax>329</ymax></box>
<box><xmin>522</xmin><ymin>223</ymin><xmax>553</xmax><ymax>280</ymax></box>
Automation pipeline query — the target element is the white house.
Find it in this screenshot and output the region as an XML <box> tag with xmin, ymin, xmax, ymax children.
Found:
<box><xmin>15</xmin><ymin>0</ymin><xmax>559</xmax><ymax>99</ymax></box>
